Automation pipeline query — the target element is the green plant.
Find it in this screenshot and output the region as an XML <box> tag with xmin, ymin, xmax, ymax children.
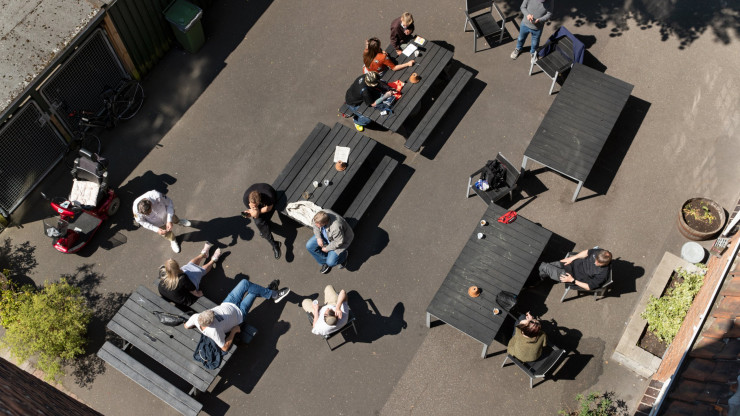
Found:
<box><xmin>0</xmin><ymin>278</ymin><xmax>91</xmax><ymax>381</ymax></box>
<box><xmin>641</xmin><ymin>266</ymin><xmax>705</xmax><ymax>344</ymax></box>
<box><xmin>683</xmin><ymin>203</ymin><xmax>715</xmax><ymax>224</ymax></box>
<box><xmin>559</xmin><ymin>392</ymin><xmax>618</xmax><ymax>416</ymax></box>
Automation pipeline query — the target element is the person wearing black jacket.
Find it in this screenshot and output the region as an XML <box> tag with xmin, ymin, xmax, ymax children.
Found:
<box><xmin>344</xmin><ymin>71</ymin><xmax>393</xmax><ymax>132</ymax></box>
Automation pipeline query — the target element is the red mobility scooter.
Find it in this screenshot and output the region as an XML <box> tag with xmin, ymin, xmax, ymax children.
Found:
<box><xmin>42</xmin><ymin>149</ymin><xmax>120</xmax><ymax>253</ymax></box>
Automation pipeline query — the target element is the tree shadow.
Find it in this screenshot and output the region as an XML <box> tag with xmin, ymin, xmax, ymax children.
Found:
<box><xmin>497</xmin><ymin>0</ymin><xmax>740</xmax><ymax>49</ymax></box>
<box><xmin>0</xmin><ymin>237</ymin><xmax>38</xmax><ymax>287</ymax></box>
<box><xmin>60</xmin><ymin>264</ymin><xmax>128</xmax><ymax>388</ymax></box>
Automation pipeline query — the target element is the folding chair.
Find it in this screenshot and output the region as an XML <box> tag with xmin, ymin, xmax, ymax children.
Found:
<box><xmin>502</xmin><ymin>345</ymin><xmax>567</xmax><ymax>388</ymax></box>
<box><xmin>306</xmin><ymin>310</ymin><xmax>358</xmax><ymax>351</ymax></box>
<box><xmin>464</xmin><ymin>0</ymin><xmax>507</xmax><ymax>53</ymax></box>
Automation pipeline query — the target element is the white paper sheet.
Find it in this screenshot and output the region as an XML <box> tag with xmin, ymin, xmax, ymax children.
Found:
<box><xmin>334</xmin><ymin>146</ymin><xmax>350</xmax><ymax>163</ymax></box>
<box><xmin>402</xmin><ymin>43</ymin><xmax>418</xmax><ymax>57</ymax></box>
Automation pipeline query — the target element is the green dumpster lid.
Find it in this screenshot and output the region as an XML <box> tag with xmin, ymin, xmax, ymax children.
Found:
<box><xmin>164</xmin><ymin>0</ymin><xmax>203</xmax><ymax>32</ymax></box>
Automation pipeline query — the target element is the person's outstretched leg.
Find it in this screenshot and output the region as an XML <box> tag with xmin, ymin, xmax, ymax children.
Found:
<box><xmin>538</xmin><ymin>261</ymin><xmax>565</xmax><ymax>282</ymax></box>
<box><xmin>237</xmin><ymin>281</ymin><xmax>273</xmax><ymax>316</ymax></box>
<box><xmin>306</xmin><ymin>236</ymin><xmax>328</xmax><ymax>265</ymax></box>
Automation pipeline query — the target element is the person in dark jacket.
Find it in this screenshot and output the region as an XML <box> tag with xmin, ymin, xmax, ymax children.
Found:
<box><xmin>538</xmin><ymin>248</ymin><xmax>612</xmax><ymax>290</ymax></box>
<box><xmin>158</xmin><ymin>243</ymin><xmax>221</xmax><ymax>306</ymax></box>
<box><xmin>390</xmin><ymin>12</ymin><xmax>415</xmax><ymax>56</ymax></box>
<box><xmin>243</xmin><ymin>183</ymin><xmax>281</xmax><ymax>260</ymax></box>
<box><xmin>344</xmin><ymin>71</ymin><xmax>393</xmax><ymax>132</ymax></box>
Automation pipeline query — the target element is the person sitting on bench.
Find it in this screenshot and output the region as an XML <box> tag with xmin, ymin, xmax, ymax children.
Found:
<box><xmin>185</xmin><ymin>279</ymin><xmax>290</xmax><ymax>351</ymax></box>
<box><xmin>158</xmin><ymin>242</ymin><xmax>221</xmax><ymax>307</ymax></box>
<box><xmin>507</xmin><ymin>312</ymin><xmax>547</xmax><ymax>362</ymax></box>
<box><xmin>363</xmin><ymin>37</ymin><xmax>414</xmax><ymax>76</ymax></box>
<box><xmin>538</xmin><ymin>248</ymin><xmax>612</xmax><ymax>290</ymax></box>
<box><xmin>302</xmin><ymin>285</ymin><xmax>349</xmax><ymax>336</ymax></box>
<box><xmin>306</xmin><ymin>210</ymin><xmax>354</xmax><ymax>274</ymax></box>
<box><xmin>345</xmin><ymin>71</ymin><xmax>394</xmax><ymax>132</ymax></box>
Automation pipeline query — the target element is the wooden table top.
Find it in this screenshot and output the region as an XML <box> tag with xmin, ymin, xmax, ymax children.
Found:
<box><xmin>352</xmin><ymin>40</ymin><xmax>454</xmax><ymax>133</ymax></box>
<box><xmin>272</xmin><ymin>122</ymin><xmax>378</xmax><ymax>217</ymax></box>
<box><xmin>426</xmin><ymin>204</ymin><xmax>552</xmax><ymax>346</ymax></box>
<box><xmin>106</xmin><ymin>286</ymin><xmax>235</xmax><ymax>393</ymax></box>
<box><xmin>524</xmin><ymin>63</ymin><xmax>634</xmax><ymax>182</ymax></box>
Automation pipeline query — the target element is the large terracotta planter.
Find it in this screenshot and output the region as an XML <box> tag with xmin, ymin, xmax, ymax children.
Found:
<box><xmin>677</xmin><ymin>198</ymin><xmax>725</xmax><ymax>241</ymax></box>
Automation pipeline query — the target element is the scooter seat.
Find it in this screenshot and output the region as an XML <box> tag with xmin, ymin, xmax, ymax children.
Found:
<box><xmin>69</xmin><ymin>179</ymin><xmax>101</xmax><ymax>208</ymax></box>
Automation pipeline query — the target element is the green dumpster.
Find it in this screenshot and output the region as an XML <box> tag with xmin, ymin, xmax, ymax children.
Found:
<box><xmin>164</xmin><ymin>0</ymin><xmax>205</xmax><ymax>53</ymax></box>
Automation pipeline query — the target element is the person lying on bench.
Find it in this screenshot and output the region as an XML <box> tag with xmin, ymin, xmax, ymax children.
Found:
<box><xmin>185</xmin><ymin>279</ymin><xmax>290</xmax><ymax>351</ymax></box>
<box><xmin>538</xmin><ymin>248</ymin><xmax>612</xmax><ymax>290</ymax></box>
<box><xmin>302</xmin><ymin>285</ymin><xmax>349</xmax><ymax>336</ymax></box>
<box><xmin>306</xmin><ymin>210</ymin><xmax>354</xmax><ymax>274</ymax></box>
<box><xmin>158</xmin><ymin>242</ymin><xmax>221</xmax><ymax>307</ymax></box>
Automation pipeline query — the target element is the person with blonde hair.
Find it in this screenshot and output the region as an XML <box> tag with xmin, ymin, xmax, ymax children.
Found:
<box><xmin>306</xmin><ymin>209</ymin><xmax>353</xmax><ymax>274</ymax></box>
<box><xmin>363</xmin><ymin>37</ymin><xmax>414</xmax><ymax>76</ymax></box>
<box><xmin>158</xmin><ymin>242</ymin><xmax>221</xmax><ymax>306</ymax></box>
<box><xmin>390</xmin><ymin>12</ymin><xmax>415</xmax><ymax>56</ymax></box>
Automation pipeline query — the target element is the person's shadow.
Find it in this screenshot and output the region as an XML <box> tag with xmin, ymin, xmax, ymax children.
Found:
<box><xmin>339</xmin><ymin>290</ymin><xmax>407</xmax><ymax>345</ymax></box>
<box><xmin>178</xmin><ymin>216</ymin><xmax>253</xmax><ymax>248</ymax></box>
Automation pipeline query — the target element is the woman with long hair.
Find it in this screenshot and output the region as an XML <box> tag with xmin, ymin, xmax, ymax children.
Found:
<box><xmin>363</xmin><ymin>37</ymin><xmax>414</xmax><ymax>76</ymax></box>
<box><xmin>507</xmin><ymin>312</ymin><xmax>547</xmax><ymax>362</ymax></box>
<box><xmin>158</xmin><ymin>242</ymin><xmax>221</xmax><ymax>306</ymax></box>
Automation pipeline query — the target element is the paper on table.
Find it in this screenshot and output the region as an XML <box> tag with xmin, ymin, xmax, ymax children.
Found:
<box><xmin>414</xmin><ymin>36</ymin><xmax>426</xmax><ymax>46</ymax></box>
<box><xmin>334</xmin><ymin>146</ymin><xmax>350</xmax><ymax>163</ymax></box>
<box><xmin>402</xmin><ymin>43</ymin><xmax>418</xmax><ymax>57</ymax></box>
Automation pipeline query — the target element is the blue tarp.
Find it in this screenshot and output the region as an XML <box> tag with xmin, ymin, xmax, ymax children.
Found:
<box><xmin>538</xmin><ymin>26</ymin><xmax>585</xmax><ymax>64</ymax></box>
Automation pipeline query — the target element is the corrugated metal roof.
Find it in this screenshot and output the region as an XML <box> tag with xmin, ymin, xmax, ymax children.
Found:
<box><xmin>0</xmin><ymin>0</ymin><xmax>103</xmax><ymax>112</ymax></box>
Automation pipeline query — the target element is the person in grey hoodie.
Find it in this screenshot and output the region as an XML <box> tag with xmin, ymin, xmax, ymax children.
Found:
<box><xmin>511</xmin><ymin>0</ymin><xmax>554</xmax><ymax>62</ymax></box>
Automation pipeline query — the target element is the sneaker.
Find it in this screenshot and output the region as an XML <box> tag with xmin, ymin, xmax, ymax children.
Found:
<box><xmin>211</xmin><ymin>248</ymin><xmax>222</xmax><ymax>267</ymax></box>
<box><xmin>531</xmin><ymin>54</ymin><xmax>537</xmax><ymax>64</ymax></box>
<box><xmin>268</xmin><ymin>279</ymin><xmax>280</xmax><ymax>291</ymax></box>
<box><xmin>273</xmin><ymin>288</ymin><xmax>290</xmax><ymax>303</ymax></box>
<box><xmin>510</xmin><ymin>48</ymin><xmax>520</xmax><ymax>59</ymax></box>
<box><xmin>178</xmin><ymin>219</ymin><xmax>191</xmax><ymax>227</ymax></box>
<box><xmin>354</xmin><ymin>123</ymin><xmax>365</xmax><ymax>132</ymax></box>
<box><xmin>272</xmin><ymin>241</ymin><xmax>281</xmax><ymax>260</ymax></box>
<box><xmin>320</xmin><ymin>264</ymin><xmax>331</xmax><ymax>274</ymax></box>
<box><xmin>338</xmin><ymin>252</ymin><xmax>348</xmax><ymax>269</ymax></box>
<box><xmin>201</xmin><ymin>242</ymin><xmax>213</xmax><ymax>255</ymax></box>
<box><xmin>170</xmin><ymin>240</ymin><xmax>181</xmax><ymax>253</ymax></box>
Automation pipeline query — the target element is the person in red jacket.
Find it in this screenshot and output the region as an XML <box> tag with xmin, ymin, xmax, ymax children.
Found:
<box><xmin>363</xmin><ymin>37</ymin><xmax>414</xmax><ymax>76</ymax></box>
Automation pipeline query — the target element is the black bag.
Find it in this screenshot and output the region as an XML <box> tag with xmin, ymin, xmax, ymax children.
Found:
<box><xmin>495</xmin><ymin>291</ymin><xmax>518</xmax><ymax>313</ymax></box>
<box><xmin>152</xmin><ymin>311</ymin><xmax>188</xmax><ymax>326</ymax></box>
<box><xmin>481</xmin><ymin>160</ymin><xmax>507</xmax><ymax>191</ymax></box>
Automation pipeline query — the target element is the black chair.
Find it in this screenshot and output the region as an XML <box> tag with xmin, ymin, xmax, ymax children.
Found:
<box><xmin>501</xmin><ymin>345</ymin><xmax>567</xmax><ymax>388</ymax></box>
<box><xmin>306</xmin><ymin>310</ymin><xmax>358</xmax><ymax>351</ymax></box>
<box><xmin>560</xmin><ymin>251</ymin><xmax>614</xmax><ymax>302</ymax></box>
<box><xmin>529</xmin><ymin>35</ymin><xmax>575</xmax><ymax>95</ymax></box>
<box><xmin>466</xmin><ymin>153</ymin><xmax>521</xmax><ymax>205</ymax></box>
<box><xmin>463</xmin><ymin>0</ymin><xmax>507</xmax><ymax>53</ymax></box>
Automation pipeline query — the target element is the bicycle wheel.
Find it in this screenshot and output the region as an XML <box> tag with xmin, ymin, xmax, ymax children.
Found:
<box><xmin>112</xmin><ymin>80</ymin><xmax>144</xmax><ymax>121</ymax></box>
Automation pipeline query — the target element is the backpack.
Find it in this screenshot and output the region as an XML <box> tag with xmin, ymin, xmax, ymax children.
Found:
<box><xmin>481</xmin><ymin>160</ymin><xmax>507</xmax><ymax>190</ymax></box>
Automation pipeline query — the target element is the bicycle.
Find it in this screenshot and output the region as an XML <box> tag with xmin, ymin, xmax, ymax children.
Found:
<box><xmin>67</xmin><ymin>78</ymin><xmax>145</xmax><ymax>130</ymax></box>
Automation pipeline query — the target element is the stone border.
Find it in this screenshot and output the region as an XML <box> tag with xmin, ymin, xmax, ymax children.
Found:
<box><xmin>612</xmin><ymin>252</ymin><xmax>697</xmax><ymax>378</ymax></box>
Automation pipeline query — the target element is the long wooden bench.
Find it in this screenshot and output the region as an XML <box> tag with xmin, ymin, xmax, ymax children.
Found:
<box><xmin>404</xmin><ymin>67</ymin><xmax>473</xmax><ymax>152</ymax></box>
<box><xmin>97</xmin><ymin>341</ymin><xmax>203</xmax><ymax>416</ymax></box>
<box><xmin>344</xmin><ymin>155</ymin><xmax>399</xmax><ymax>229</ymax></box>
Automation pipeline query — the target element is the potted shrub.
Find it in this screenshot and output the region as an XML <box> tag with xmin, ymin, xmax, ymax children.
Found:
<box><xmin>677</xmin><ymin>197</ymin><xmax>725</xmax><ymax>240</ymax></box>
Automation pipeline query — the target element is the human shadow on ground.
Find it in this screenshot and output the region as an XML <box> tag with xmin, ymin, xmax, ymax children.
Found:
<box><xmin>179</xmin><ymin>216</ymin><xmax>253</xmax><ymax>248</ymax></box>
<box><xmin>497</xmin><ymin>0</ymin><xmax>740</xmax><ymax>49</ymax></box>
<box><xmin>581</xmin><ymin>96</ymin><xmax>651</xmax><ymax>201</ymax></box>
<box><xmin>60</xmin><ymin>264</ymin><xmax>128</xmax><ymax>388</ymax></box>
<box><xmin>333</xmin><ymin>291</ymin><xmax>407</xmax><ymax>346</ymax></box>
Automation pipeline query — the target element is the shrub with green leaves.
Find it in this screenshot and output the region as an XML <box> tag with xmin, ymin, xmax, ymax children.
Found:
<box><xmin>641</xmin><ymin>266</ymin><xmax>705</xmax><ymax>344</ymax></box>
<box><xmin>0</xmin><ymin>278</ymin><xmax>91</xmax><ymax>381</ymax></box>
<box><xmin>559</xmin><ymin>392</ymin><xmax>617</xmax><ymax>416</ymax></box>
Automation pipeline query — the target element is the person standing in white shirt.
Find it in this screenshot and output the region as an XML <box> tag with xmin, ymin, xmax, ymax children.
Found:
<box><xmin>302</xmin><ymin>286</ymin><xmax>349</xmax><ymax>336</ymax></box>
<box><xmin>133</xmin><ymin>190</ymin><xmax>191</xmax><ymax>253</ymax></box>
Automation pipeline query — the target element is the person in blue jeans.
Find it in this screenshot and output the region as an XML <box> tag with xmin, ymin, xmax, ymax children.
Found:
<box><xmin>511</xmin><ymin>0</ymin><xmax>554</xmax><ymax>63</ymax></box>
<box><xmin>344</xmin><ymin>71</ymin><xmax>393</xmax><ymax>132</ymax></box>
<box><xmin>184</xmin><ymin>279</ymin><xmax>290</xmax><ymax>351</ymax></box>
<box><xmin>306</xmin><ymin>209</ymin><xmax>354</xmax><ymax>274</ymax></box>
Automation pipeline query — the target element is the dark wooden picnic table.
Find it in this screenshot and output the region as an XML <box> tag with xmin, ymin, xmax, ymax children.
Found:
<box><xmin>342</xmin><ymin>40</ymin><xmax>454</xmax><ymax>134</ymax></box>
<box><xmin>522</xmin><ymin>63</ymin><xmax>634</xmax><ymax>201</ymax></box>
<box><xmin>106</xmin><ymin>285</ymin><xmax>236</xmax><ymax>395</ymax></box>
<box><xmin>426</xmin><ymin>204</ymin><xmax>552</xmax><ymax>358</ymax></box>
<box><xmin>272</xmin><ymin>122</ymin><xmax>398</xmax><ymax>227</ymax></box>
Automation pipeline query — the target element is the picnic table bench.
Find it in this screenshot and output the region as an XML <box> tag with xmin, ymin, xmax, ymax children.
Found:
<box><xmin>273</xmin><ymin>122</ymin><xmax>399</xmax><ymax>229</ymax></box>
<box><xmin>426</xmin><ymin>203</ymin><xmax>552</xmax><ymax>357</ymax></box>
<box><xmin>522</xmin><ymin>63</ymin><xmax>634</xmax><ymax>201</ymax></box>
<box><xmin>339</xmin><ymin>40</ymin><xmax>455</xmax><ymax>145</ymax></box>
<box><xmin>99</xmin><ymin>286</ymin><xmax>236</xmax><ymax>416</ymax></box>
